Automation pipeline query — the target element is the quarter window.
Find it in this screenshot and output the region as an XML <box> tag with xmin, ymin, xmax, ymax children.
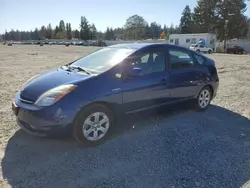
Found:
<box><xmin>194</xmin><ymin>54</ymin><xmax>206</xmax><ymax>65</ymax></box>
<box><xmin>169</xmin><ymin>49</ymin><xmax>194</xmax><ymax>69</ymax></box>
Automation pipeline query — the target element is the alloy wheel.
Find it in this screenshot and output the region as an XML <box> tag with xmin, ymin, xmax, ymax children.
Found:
<box><xmin>82</xmin><ymin>112</ymin><xmax>110</xmax><ymax>141</ymax></box>
<box><xmin>198</xmin><ymin>89</ymin><xmax>211</xmax><ymax>108</ymax></box>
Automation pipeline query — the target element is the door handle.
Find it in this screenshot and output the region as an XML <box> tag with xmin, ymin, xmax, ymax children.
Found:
<box><xmin>160</xmin><ymin>79</ymin><xmax>167</xmax><ymax>85</ymax></box>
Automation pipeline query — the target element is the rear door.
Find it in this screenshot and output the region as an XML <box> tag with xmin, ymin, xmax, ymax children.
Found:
<box><xmin>167</xmin><ymin>46</ymin><xmax>209</xmax><ymax>101</ymax></box>
<box><xmin>121</xmin><ymin>46</ymin><xmax>171</xmax><ymax>112</ymax></box>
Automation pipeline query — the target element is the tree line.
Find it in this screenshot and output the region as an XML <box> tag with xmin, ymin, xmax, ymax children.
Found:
<box><xmin>2</xmin><ymin>16</ymin><xmax>179</xmax><ymax>41</ymax></box>
<box><xmin>2</xmin><ymin>0</ymin><xmax>250</xmax><ymax>42</ymax></box>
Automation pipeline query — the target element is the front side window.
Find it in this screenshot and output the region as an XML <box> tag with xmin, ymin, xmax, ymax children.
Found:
<box><xmin>71</xmin><ymin>48</ymin><xmax>135</xmax><ymax>73</ymax></box>
<box><xmin>129</xmin><ymin>50</ymin><xmax>166</xmax><ymax>75</ymax></box>
<box><xmin>169</xmin><ymin>48</ymin><xmax>195</xmax><ymax>70</ymax></box>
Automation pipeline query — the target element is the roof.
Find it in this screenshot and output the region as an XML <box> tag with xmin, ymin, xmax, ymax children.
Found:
<box><xmin>169</xmin><ymin>33</ymin><xmax>216</xmax><ymax>36</ymax></box>
<box><xmin>108</xmin><ymin>42</ymin><xmax>167</xmax><ymax>49</ymax></box>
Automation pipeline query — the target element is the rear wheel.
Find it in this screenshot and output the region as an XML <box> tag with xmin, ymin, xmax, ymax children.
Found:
<box><xmin>73</xmin><ymin>104</ymin><xmax>114</xmax><ymax>145</ymax></box>
<box><xmin>195</xmin><ymin>87</ymin><xmax>212</xmax><ymax>111</ymax></box>
<box><xmin>208</xmin><ymin>50</ymin><xmax>212</xmax><ymax>54</ymax></box>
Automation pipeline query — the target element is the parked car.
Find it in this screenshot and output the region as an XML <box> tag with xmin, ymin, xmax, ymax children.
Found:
<box><xmin>75</xmin><ymin>41</ymin><xmax>89</xmax><ymax>46</ymax></box>
<box><xmin>226</xmin><ymin>46</ymin><xmax>244</xmax><ymax>54</ymax></box>
<box><xmin>91</xmin><ymin>40</ymin><xmax>107</xmax><ymax>47</ymax></box>
<box><xmin>189</xmin><ymin>44</ymin><xmax>213</xmax><ymax>54</ymax></box>
<box><xmin>12</xmin><ymin>43</ymin><xmax>219</xmax><ymax>145</ymax></box>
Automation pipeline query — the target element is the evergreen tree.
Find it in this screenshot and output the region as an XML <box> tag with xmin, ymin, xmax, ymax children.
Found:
<box><xmin>79</xmin><ymin>16</ymin><xmax>90</xmax><ymax>40</ymax></box>
<box><xmin>46</xmin><ymin>24</ymin><xmax>53</xmax><ymax>39</ymax></box>
<box><xmin>59</xmin><ymin>20</ymin><xmax>66</xmax><ymax>31</ymax></box>
<box><xmin>74</xmin><ymin>29</ymin><xmax>80</xmax><ymax>39</ymax></box>
<box><xmin>180</xmin><ymin>5</ymin><xmax>193</xmax><ymax>33</ymax></box>
<box><xmin>66</xmin><ymin>23</ymin><xmax>72</xmax><ymax>39</ymax></box>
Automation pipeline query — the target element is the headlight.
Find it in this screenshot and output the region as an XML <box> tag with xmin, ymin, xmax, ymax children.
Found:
<box><xmin>35</xmin><ymin>84</ymin><xmax>77</xmax><ymax>106</ymax></box>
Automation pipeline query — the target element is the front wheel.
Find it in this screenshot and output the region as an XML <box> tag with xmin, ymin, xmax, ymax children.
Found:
<box><xmin>73</xmin><ymin>104</ymin><xmax>114</xmax><ymax>145</ymax></box>
<box><xmin>196</xmin><ymin>49</ymin><xmax>200</xmax><ymax>53</ymax></box>
<box><xmin>208</xmin><ymin>50</ymin><xmax>212</xmax><ymax>54</ymax></box>
<box><xmin>196</xmin><ymin>87</ymin><xmax>212</xmax><ymax>111</ymax></box>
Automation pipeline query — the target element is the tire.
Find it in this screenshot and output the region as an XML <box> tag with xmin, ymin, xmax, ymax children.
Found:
<box><xmin>195</xmin><ymin>86</ymin><xmax>212</xmax><ymax>111</ymax></box>
<box><xmin>72</xmin><ymin>104</ymin><xmax>114</xmax><ymax>146</ymax></box>
<box><xmin>196</xmin><ymin>49</ymin><xmax>200</xmax><ymax>53</ymax></box>
<box><xmin>208</xmin><ymin>50</ymin><xmax>212</xmax><ymax>54</ymax></box>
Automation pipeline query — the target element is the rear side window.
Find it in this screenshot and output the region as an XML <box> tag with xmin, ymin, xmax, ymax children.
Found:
<box><xmin>194</xmin><ymin>54</ymin><xmax>206</xmax><ymax>65</ymax></box>
<box><xmin>169</xmin><ymin>48</ymin><xmax>195</xmax><ymax>69</ymax></box>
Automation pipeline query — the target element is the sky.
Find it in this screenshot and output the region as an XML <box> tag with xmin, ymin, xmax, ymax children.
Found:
<box><xmin>1</xmin><ymin>0</ymin><xmax>250</xmax><ymax>34</ymax></box>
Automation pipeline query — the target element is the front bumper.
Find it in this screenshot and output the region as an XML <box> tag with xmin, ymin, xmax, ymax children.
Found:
<box><xmin>16</xmin><ymin>118</ymin><xmax>71</xmax><ymax>137</ymax></box>
<box><xmin>12</xmin><ymin>93</ymin><xmax>76</xmax><ymax>137</ymax></box>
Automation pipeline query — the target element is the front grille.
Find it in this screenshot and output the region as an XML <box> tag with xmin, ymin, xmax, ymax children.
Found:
<box><xmin>20</xmin><ymin>97</ymin><xmax>34</xmax><ymax>104</ymax></box>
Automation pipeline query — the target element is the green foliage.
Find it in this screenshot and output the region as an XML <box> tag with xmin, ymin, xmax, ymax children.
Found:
<box><xmin>46</xmin><ymin>24</ymin><xmax>53</xmax><ymax>39</ymax></box>
<box><xmin>80</xmin><ymin>16</ymin><xmax>90</xmax><ymax>40</ymax></box>
<box><xmin>180</xmin><ymin>5</ymin><xmax>194</xmax><ymax>34</ymax></box>
<box><xmin>105</xmin><ymin>27</ymin><xmax>114</xmax><ymax>40</ymax></box>
<box><xmin>59</xmin><ymin>20</ymin><xmax>65</xmax><ymax>32</ymax></box>
<box><xmin>193</xmin><ymin>0</ymin><xmax>248</xmax><ymax>41</ymax></box>
<box><xmin>74</xmin><ymin>29</ymin><xmax>80</xmax><ymax>39</ymax></box>
<box><xmin>124</xmin><ymin>14</ymin><xmax>148</xmax><ymax>40</ymax></box>
<box><xmin>2</xmin><ymin>2</ymin><xmax>249</xmax><ymax>42</ymax></box>
<box><xmin>216</xmin><ymin>46</ymin><xmax>223</xmax><ymax>53</ymax></box>
<box><xmin>89</xmin><ymin>24</ymin><xmax>97</xmax><ymax>39</ymax></box>
<box><xmin>66</xmin><ymin>23</ymin><xmax>72</xmax><ymax>39</ymax></box>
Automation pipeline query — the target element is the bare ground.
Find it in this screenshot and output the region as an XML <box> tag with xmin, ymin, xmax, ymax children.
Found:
<box><xmin>0</xmin><ymin>45</ymin><xmax>249</xmax><ymax>188</ymax></box>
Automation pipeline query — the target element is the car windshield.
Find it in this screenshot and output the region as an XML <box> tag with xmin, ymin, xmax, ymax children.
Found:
<box><xmin>70</xmin><ymin>48</ymin><xmax>135</xmax><ymax>74</ymax></box>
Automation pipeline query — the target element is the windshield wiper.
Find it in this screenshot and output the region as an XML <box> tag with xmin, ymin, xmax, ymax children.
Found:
<box><xmin>68</xmin><ymin>65</ymin><xmax>91</xmax><ymax>75</ymax></box>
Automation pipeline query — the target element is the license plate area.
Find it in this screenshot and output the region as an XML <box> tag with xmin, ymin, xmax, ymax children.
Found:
<box><xmin>12</xmin><ymin>102</ymin><xmax>20</xmax><ymax>116</ymax></box>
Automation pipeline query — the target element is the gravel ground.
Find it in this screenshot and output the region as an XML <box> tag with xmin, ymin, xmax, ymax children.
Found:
<box><xmin>0</xmin><ymin>45</ymin><xmax>249</xmax><ymax>188</ymax></box>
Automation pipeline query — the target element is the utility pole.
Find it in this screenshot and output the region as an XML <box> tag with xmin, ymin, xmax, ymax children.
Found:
<box><xmin>223</xmin><ymin>0</ymin><xmax>229</xmax><ymax>53</ymax></box>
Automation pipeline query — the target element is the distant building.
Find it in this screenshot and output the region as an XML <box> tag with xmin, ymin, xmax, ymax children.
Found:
<box><xmin>169</xmin><ymin>33</ymin><xmax>217</xmax><ymax>50</ymax></box>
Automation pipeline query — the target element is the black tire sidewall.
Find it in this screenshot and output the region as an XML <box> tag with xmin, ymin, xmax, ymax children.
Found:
<box><xmin>196</xmin><ymin>87</ymin><xmax>212</xmax><ymax>111</ymax></box>
<box><xmin>73</xmin><ymin>104</ymin><xmax>114</xmax><ymax>146</ymax></box>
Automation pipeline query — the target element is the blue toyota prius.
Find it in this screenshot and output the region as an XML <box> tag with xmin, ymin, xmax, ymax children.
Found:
<box><xmin>12</xmin><ymin>43</ymin><xmax>219</xmax><ymax>145</ymax></box>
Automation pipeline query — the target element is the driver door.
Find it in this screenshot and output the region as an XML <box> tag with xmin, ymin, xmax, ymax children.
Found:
<box><xmin>121</xmin><ymin>46</ymin><xmax>171</xmax><ymax>113</ymax></box>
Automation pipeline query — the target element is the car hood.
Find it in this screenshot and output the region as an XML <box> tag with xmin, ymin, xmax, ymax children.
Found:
<box><xmin>20</xmin><ymin>68</ymin><xmax>93</xmax><ymax>102</ymax></box>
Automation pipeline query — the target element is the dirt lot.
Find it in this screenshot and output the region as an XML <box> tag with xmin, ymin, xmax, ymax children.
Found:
<box><xmin>0</xmin><ymin>45</ymin><xmax>250</xmax><ymax>188</ymax></box>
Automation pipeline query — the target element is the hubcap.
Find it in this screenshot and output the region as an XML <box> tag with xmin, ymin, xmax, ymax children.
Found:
<box><xmin>198</xmin><ymin>89</ymin><xmax>211</xmax><ymax>108</ymax></box>
<box><xmin>82</xmin><ymin>112</ymin><xmax>110</xmax><ymax>141</ymax></box>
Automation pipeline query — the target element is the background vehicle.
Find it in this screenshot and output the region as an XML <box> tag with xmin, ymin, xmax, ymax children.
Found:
<box><xmin>226</xmin><ymin>46</ymin><xmax>244</xmax><ymax>54</ymax></box>
<box><xmin>12</xmin><ymin>43</ymin><xmax>219</xmax><ymax>145</ymax></box>
<box><xmin>91</xmin><ymin>40</ymin><xmax>107</xmax><ymax>47</ymax></box>
<box><xmin>189</xmin><ymin>44</ymin><xmax>213</xmax><ymax>54</ymax></box>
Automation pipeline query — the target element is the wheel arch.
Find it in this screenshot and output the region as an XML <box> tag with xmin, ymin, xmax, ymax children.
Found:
<box><xmin>73</xmin><ymin>101</ymin><xmax>116</xmax><ymax>122</ymax></box>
